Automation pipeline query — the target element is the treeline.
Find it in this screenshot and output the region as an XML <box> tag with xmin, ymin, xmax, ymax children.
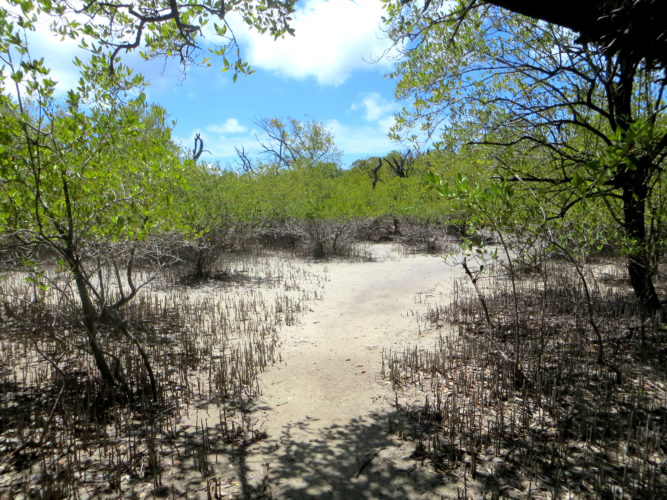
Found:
<box><xmin>179</xmin><ymin>150</ymin><xmax>464</xmax><ymax>259</ymax></box>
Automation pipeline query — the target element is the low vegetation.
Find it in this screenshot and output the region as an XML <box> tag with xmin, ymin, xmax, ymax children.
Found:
<box><xmin>0</xmin><ymin>249</ymin><xmax>327</xmax><ymax>497</ymax></box>
<box><xmin>1</xmin><ymin>0</ymin><xmax>665</xmax><ymax>498</ymax></box>
<box><xmin>383</xmin><ymin>257</ymin><xmax>666</xmax><ymax>498</ymax></box>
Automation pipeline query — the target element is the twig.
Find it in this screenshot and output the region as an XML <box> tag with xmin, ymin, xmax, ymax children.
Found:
<box><xmin>461</xmin><ymin>258</ymin><xmax>528</xmax><ymax>388</ymax></box>
<box><xmin>356</xmin><ymin>447</ymin><xmax>386</xmax><ymax>477</ymax></box>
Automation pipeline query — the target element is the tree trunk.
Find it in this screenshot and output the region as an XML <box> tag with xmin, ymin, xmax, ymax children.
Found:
<box><xmin>622</xmin><ymin>179</ymin><xmax>661</xmax><ymax>313</ymax></box>
<box><xmin>195</xmin><ymin>247</ymin><xmax>206</xmax><ymax>279</ymax></box>
<box><xmin>70</xmin><ymin>257</ymin><xmax>117</xmax><ymax>387</ymax></box>
<box><xmin>614</xmin><ymin>54</ymin><xmax>661</xmax><ymax>314</ymax></box>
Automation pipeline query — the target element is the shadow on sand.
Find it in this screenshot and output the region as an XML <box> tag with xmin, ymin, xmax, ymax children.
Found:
<box><xmin>229</xmin><ymin>408</ymin><xmax>448</xmax><ymax>499</ymax></box>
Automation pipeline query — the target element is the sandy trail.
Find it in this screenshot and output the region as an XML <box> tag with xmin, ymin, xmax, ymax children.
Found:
<box><xmin>239</xmin><ymin>246</ymin><xmax>462</xmax><ymax>498</ymax></box>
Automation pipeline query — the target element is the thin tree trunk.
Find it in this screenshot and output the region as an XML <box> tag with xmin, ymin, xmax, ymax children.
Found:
<box><xmin>72</xmin><ymin>264</ymin><xmax>116</xmax><ymax>388</ymax></box>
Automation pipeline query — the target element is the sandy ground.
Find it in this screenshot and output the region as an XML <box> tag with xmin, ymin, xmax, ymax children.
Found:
<box><xmin>220</xmin><ymin>245</ymin><xmax>465</xmax><ymax>498</ymax></box>
<box><xmin>3</xmin><ymin>244</ymin><xmax>663</xmax><ymax>499</ymax></box>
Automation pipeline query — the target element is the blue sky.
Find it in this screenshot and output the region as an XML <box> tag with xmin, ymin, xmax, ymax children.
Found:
<box><xmin>27</xmin><ymin>0</ymin><xmax>405</xmax><ymax>169</ymax></box>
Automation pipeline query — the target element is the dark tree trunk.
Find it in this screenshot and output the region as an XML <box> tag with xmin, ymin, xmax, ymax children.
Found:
<box><xmin>622</xmin><ymin>171</ymin><xmax>661</xmax><ymax>313</ymax></box>
<box><xmin>194</xmin><ymin>247</ymin><xmax>207</xmax><ymax>279</ymax></box>
<box><xmin>371</xmin><ymin>158</ymin><xmax>382</xmax><ymax>189</ymax></box>
<box><xmin>613</xmin><ymin>54</ymin><xmax>661</xmax><ymax>314</ymax></box>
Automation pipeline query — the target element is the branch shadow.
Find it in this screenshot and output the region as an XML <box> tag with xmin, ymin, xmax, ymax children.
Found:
<box><xmin>244</xmin><ymin>410</ymin><xmax>448</xmax><ymax>499</ymax></box>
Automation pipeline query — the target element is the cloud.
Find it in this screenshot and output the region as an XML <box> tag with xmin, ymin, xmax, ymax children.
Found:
<box><xmin>25</xmin><ymin>14</ymin><xmax>91</xmax><ymax>94</ymax></box>
<box><xmin>378</xmin><ymin>115</ymin><xmax>396</xmax><ymax>133</ymax></box>
<box><xmin>0</xmin><ymin>14</ymin><xmax>84</xmax><ymax>97</ymax></box>
<box><xmin>348</xmin><ymin>93</ymin><xmax>436</xmax><ymax>154</ymax></box>
<box><xmin>10</xmin><ymin>0</ymin><xmax>395</xmax><ymax>94</ymax></box>
<box><xmin>325</xmin><ymin>118</ymin><xmax>398</xmax><ymax>160</ymax></box>
<box><xmin>351</xmin><ymin>92</ymin><xmax>397</xmax><ymax>122</ymax></box>
<box><xmin>348</xmin><ymin>92</ymin><xmax>397</xmax><ymax>148</ymax></box>
<box><xmin>231</xmin><ymin>0</ymin><xmax>394</xmax><ymax>86</ymax></box>
<box><xmin>206</xmin><ymin>118</ymin><xmax>248</xmax><ymax>134</ymax></box>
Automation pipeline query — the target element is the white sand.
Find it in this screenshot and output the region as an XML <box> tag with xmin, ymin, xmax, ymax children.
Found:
<box><xmin>234</xmin><ymin>245</ymin><xmax>464</xmax><ymax>498</ymax></box>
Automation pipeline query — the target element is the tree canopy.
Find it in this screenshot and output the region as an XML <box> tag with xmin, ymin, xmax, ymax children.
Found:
<box><xmin>4</xmin><ymin>0</ymin><xmax>296</xmax><ymax>75</ymax></box>
<box><xmin>385</xmin><ymin>0</ymin><xmax>666</xmax><ymax>311</ymax></box>
<box><xmin>256</xmin><ymin>117</ymin><xmax>342</xmax><ymax>169</ymax></box>
<box><xmin>484</xmin><ymin>0</ymin><xmax>667</xmax><ymax>69</ymax></box>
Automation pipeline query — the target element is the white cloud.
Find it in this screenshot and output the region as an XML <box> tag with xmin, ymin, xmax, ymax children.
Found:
<box><xmin>347</xmin><ymin>92</ymin><xmax>398</xmax><ymax>149</ymax></box>
<box><xmin>351</xmin><ymin>92</ymin><xmax>397</xmax><ymax>122</ymax></box>
<box><xmin>325</xmin><ymin>118</ymin><xmax>398</xmax><ymax>159</ymax></box>
<box><xmin>26</xmin><ymin>14</ymin><xmax>90</xmax><ymax>94</ymax></box>
<box><xmin>206</xmin><ymin>118</ymin><xmax>247</xmax><ymax>134</ymax></box>
<box><xmin>0</xmin><ymin>14</ymin><xmax>85</xmax><ymax>97</ymax></box>
<box><xmin>231</xmin><ymin>0</ymin><xmax>394</xmax><ymax>86</ymax></box>
<box><xmin>378</xmin><ymin>115</ymin><xmax>396</xmax><ymax>133</ymax></box>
